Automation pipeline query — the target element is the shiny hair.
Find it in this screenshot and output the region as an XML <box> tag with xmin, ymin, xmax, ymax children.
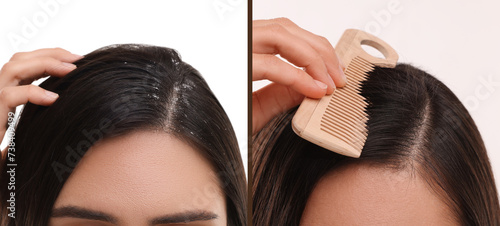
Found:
<box><xmin>253</xmin><ymin>63</ymin><xmax>499</xmax><ymax>225</ymax></box>
<box><xmin>1</xmin><ymin>44</ymin><xmax>246</xmax><ymax>225</ymax></box>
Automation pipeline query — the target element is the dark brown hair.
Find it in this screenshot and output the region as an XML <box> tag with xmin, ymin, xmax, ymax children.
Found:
<box><xmin>253</xmin><ymin>63</ymin><xmax>499</xmax><ymax>225</ymax></box>
<box><xmin>1</xmin><ymin>44</ymin><xmax>246</xmax><ymax>226</ymax></box>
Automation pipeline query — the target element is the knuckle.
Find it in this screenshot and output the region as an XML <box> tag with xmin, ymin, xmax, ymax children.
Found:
<box><xmin>312</xmin><ymin>54</ymin><xmax>324</xmax><ymax>64</ymax></box>
<box><xmin>267</xmin><ymin>23</ymin><xmax>286</xmax><ymax>35</ymax></box>
<box><xmin>1</xmin><ymin>62</ymin><xmax>14</xmax><ymax>74</ymax></box>
<box><xmin>273</xmin><ymin>17</ymin><xmax>294</xmax><ymax>26</ymax></box>
<box><xmin>33</xmin><ymin>57</ymin><xmax>49</xmax><ymax>68</ymax></box>
<box><xmin>317</xmin><ymin>36</ymin><xmax>331</xmax><ymax>46</ymax></box>
<box><xmin>0</xmin><ymin>87</ymin><xmax>12</xmax><ymax>102</ymax></box>
<box><xmin>52</xmin><ymin>47</ymin><xmax>68</xmax><ymax>54</ymax></box>
<box><xmin>304</xmin><ymin>54</ymin><xmax>323</xmax><ymax>68</ymax></box>
<box><xmin>309</xmin><ymin>51</ymin><xmax>324</xmax><ymax>65</ymax></box>
<box><xmin>290</xmin><ymin>68</ymin><xmax>305</xmax><ymax>84</ymax></box>
<box><xmin>26</xmin><ymin>84</ymin><xmax>36</xmax><ymax>94</ymax></box>
<box><xmin>262</xmin><ymin>55</ymin><xmax>280</xmax><ymax>69</ymax></box>
<box><xmin>10</xmin><ymin>52</ymin><xmax>26</xmax><ymax>61</ymax></box>
<box><xmin>0</xmin><ymin>63</ymin><xmax>21</xmax><ymax>83</ymax></box>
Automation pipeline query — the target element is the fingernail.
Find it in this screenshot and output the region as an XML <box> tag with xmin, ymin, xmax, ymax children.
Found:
<box><xmin>327</xmin><ymin>72</ymin><xmax>336</xmax><ymax>89</ymax></box>
<box><xmin>72</xmin><ymin>53</ymin><xmax>84</xmax><ymax>59</ymax></box>
<box><xmin>62</xmin><ymin>62</ymin><xmax>77</xmax><ymax>70</ymax></box>
<box><xmin>314</xmin><ymin>80</ymin><xmax>328</xmax><ymax>90</ymax></box>
<box><xmin>339</xmin><ymin>64</ymin><xmax>347</xmax><ymax>84</ymax></box>
<box><xmin>339</xmin><ymin>60</ymin><xmax>346</xmax><ymax>70</ymax></box>
<box><xmin>45</xmin><ymin>90</ymin><xmax>59</xmax><ymax>99</ymax></box>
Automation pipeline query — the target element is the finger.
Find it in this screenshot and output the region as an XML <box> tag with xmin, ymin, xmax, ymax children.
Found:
<box><xmin>252</xmin><ymin>83</ymin><xmax>304</xmax><ymax>134</ymax></box>
<box><xmin>253</xmin><ymin>53</ymin><xmax>329</xmax><ymax>98</ymax></box>
<box><xmin>253</xmin><ymin>24</ymin><xmax>335</xmax><ymax>92</ymax></box>
<box><xmin>10</xmin><ymin>47</ymin><xmax>83</xmax><ymax>63</ymax></box>
<box><xmin>0</xmin><ymin>57</ymin><xmax>76</xmax><ymax>87</ymax></box>
<box><xmin>285</xmin><ymin>27</ymin><xmax>347</xmax><ymax>87</ymax></box>
<box><xmin>0</xmin><ymin>85</ymin><xmax>59</xmax><ymax>138</ymax></box>
<box><xmin>255</xmin><ymin>18</ymin><xmax>347</xmax><ymax>87</ymax></box>
<box><xmin>0</xmin><ymin>85</ymin><xmax>59</xmax><ymax>108</ymax></box>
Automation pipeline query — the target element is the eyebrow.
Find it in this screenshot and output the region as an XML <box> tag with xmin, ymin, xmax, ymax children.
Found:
<box><xmin>51</xmin><ymin>206</ymin><xmax>117</xmax><ymax>223</ymax></box>
<box><xmin>51</xmin><ymin>206</ymin><xmax>218</xmax><ymax>225</ymax></box>
<box><xmin>150</xmin><ymin>210</ymin><xmax>218</xmax><ymax>224</ymax></box>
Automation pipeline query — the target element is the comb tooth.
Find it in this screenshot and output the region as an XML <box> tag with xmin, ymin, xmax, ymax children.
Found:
<box><xmin>317</xmin><ymin>56</ymin><xmax>374</xmax><ymax>154</ymax></box>
<box><xmin>348</xmin><ymin>59</ymin><xmax>365</xmax><ymax>68</ymax></box>
<box><xmin>341</xmin><ymin>88</ymin><xmax>365</xmax><ymax>98</ymax></box>
<box><xmin>352</xmin><ymin>137</ymin><xmax>366</xmax><ymax>150</ymax></box>
<box><xmin>328</xmin><ymin>94</ymin><xmax>365</xmax><ymax>110</ymax></box>
<box><xmin>325</xmin><ymin>106</ymin><xmax>366</xmax><ymax>124</ymax></box>
<box><xmin>327</xmin><ymin>99</ymin><xmax>365</xmax><ymax>116</ymax></box>
<box><xmin>357</xmin><ymin>65</ymin><xmax>374</xmax><ymax>73</ymax></box>
<box><xmin>345</xmin><ymin>70</ymin><xmax>363</xmax><ymax>79</ymax></box>
<box><xmin>346</xmin><ymin>70</ymin><xmax>369</xmax><ymax>81</ymax></box>
<box><xmin>320</xmin><ymin>121</ymin><xmax>353</xmax><ymax>140</ymax></box>
<box><xmin>349</xmin><ymin>123</ymin><xmax>368</xmax><ymax>146</ymax></box>
<box><xmin>325</xmin><ymin>105</ymin><xmax>357</xmax><ymax>120</ymax></box>
<box><xmin>350</xmin><ymin>136</ymin><xmax>363</xmax><ymax>150</ymax></box>
<box><xmin>352</xmin><ymin>56</ymin><xmax>373</xmax><ymax>67</ymax></box>
<box><xmin>355</xmin><ymin>130</ymin><xmax>369</xmax><ymax>145</ymax></box>
<box><xmin>336</xmin><ymin>94</ymin><xmax>367</xmax><ymax>110</ymax></box>
<box><xmin>320</xmin><ymin>124</ymin><xmax>355</xmax><ymax>144</ymax></box>
<box><xmin>330</xmin><ymin>100</ymin><xmax>363</xmax><ymax>115</ymax></box>
<box><xmin>349</xmin><ymin>130</ymin><xmax>367</xmax><ymax>151</ymax></box>
<box><xmin>338</xmin><ymin>87</ymin><xmax>364</xmax><ymax>98</ymax></box>
<box><xmin>349</xmin><ymin>62</ymin><xmax>365</xmax><ymax>70</ymax></box>
<box><xmin>356</xmin><ymin>57</ymin><xmax>373</xmax><ymax>66</ymax></box>
<box><xmin>322</xmin><ymin>114</ymin><xmax>361</xmax><ymax>139</ymax></box>
<box><xmin>320</xmin><ymin>128</ymin><xmax>352</xmax><ymax>147</ymax></box>
<box><xmin>349</xmin><ymin>87</ymin><xmax>364</xmax><ymax>94</ymax></box>
<box><xmin>325</xmin><ymin>106</ymin><xmax>364</xmax><ymax>126</ymax></box>
<box><xmin>353</xmin><ymin>59</ymin><xmax>373</xmax><ymax>68</ymax></box>
<box><xmin>326</xmin><ymin>103</ymin><xmax>366</xmax><ymax>121</ymax></box>
<box><xmin>348</xmin><ymin>74</ymin><xmax>368</xmax><ymax>82</ymax></box>
<box><xmin>347</xmin><ymin>86</ymin><xmax>362</xmax><ymax>93</ymax></box>
<box><xmin>320</xmin><ymin>122</ymin><xmax>368</xmax><ymax>152</ymax></box>
<box><xmin>320</xmin><ymin>117</ymin><xmax>355</xmax><ymax>138</ymax></box>
<box><xmin>348</xmin><ymin>63</ymin><xmax>372</xmax><ymax>75</ymax></box>
<box><xmin>323</xmin><ymin>106</ymin><xmax>368</xmax><ymax>138</ymax></box>
<box><xmin>352</xmin><ymin>140</ymin><xmax>365</xmax><ymax>152</ymax></box>
<box><xmin>350</xmin><ymin>59</ymin><xmax>374</xmax><ymax>71</ymax></box>
<box><xmin>338</xmin><ymin>89</ymin><xmax>366</xmax><ymax>102</ymax></box>
<box><xmin>349</xmin><ymin>71</ymin><xmax>366</xmax><ymax>81</ymax></box>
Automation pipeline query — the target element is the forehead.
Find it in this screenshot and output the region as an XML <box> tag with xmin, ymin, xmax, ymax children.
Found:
<box><xmin>300</xmin><ymin>163</ymin><xmax>457</xmax><ymax>226</ymax></box>
<box><xmin>53</xmin><ymin>130</ymin><xmax>225</xmax><ymax>222</ymax></box>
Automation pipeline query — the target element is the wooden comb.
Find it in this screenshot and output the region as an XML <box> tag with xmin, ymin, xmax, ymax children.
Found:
<box><xmin>292</xmin><ymin>29</ymin><xmax>398</xmax><ymax>158</ymax></box>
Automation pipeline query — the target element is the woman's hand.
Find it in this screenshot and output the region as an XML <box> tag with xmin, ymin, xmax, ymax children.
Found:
<box><xmin>0</xmin><ymin>48</ymin><xmax>82</xmax><ymax>147</ymax></box>
<box><xmin>252</xmin><ymin>18</ymin><xmax>346</xmax><ymax>134</ymax></box>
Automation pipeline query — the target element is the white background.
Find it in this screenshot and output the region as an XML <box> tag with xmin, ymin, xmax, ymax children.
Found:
<box><xmin>254</xmin><ymin>0</ymin><xmax>500</xmax><ymax>194</ymax></box>
<box><xmin>0</xmin><ymin>0</ymin><xmax>248</xmax><ymax>173</ymax></box>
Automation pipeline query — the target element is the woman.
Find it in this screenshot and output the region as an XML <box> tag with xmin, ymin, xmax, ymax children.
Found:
<box><xmin>253</xmin><ymin>63</ymin><xmax>500</xmax><ymax>225</ymax></box>
<box><xmin>252</xmin><ymin>18</ymin><xmax>499</xmax><ymax>225</ymax></box>
<box><xmin>0</xmin><ymin>45</ymin><xmax>246</xmax><ymax>225</ymax></box>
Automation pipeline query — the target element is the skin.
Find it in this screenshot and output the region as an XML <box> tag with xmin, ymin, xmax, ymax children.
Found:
<box><xmin>0</xmin><ymin>48</ymin><xmax>229</xmax><ymax>224</ymax></box>
<box><xmin>0</xmin><ymin>48</ymin><xmax>80</xmax><ymax>153</ymax></box>
<box><xmin>49</xmin><ymin>130</ymin><xmax>227</xmax><ymax>226</ymax></box>
<box><xmin>252</xmin><ymin>18</ymin><xmax>347</xmax><ymax>134</ymax></box>
<box><xmin>300</xmin><ymin>163</ymin><xmax>458</xmax><ymax>226</ymax></box>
